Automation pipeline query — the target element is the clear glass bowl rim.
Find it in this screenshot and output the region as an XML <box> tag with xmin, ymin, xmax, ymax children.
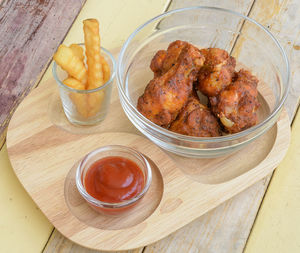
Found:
<box><xmin>53</xmin><ymin>44</ymin><xmax>116</xmax><ymax>94</ymax></box>
<box><xmin>117</xmin><ymin>6</ymin><xmax>290</xmax><ymax>143</ymax></box>
<box><xmin>75</xmin><ymin>145</ymin><xmax>152</xmax><ymax>208</ymax></box>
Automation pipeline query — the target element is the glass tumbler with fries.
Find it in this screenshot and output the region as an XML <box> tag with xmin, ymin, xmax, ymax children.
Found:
<box><xmin>52</xmin><ymin>19</ymin><xmax>116</xmax><ymax>125</ymax></box>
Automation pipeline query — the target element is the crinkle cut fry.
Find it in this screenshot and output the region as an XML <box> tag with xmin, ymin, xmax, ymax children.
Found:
<box><xmin>63</xmin><ymin>77</ymin><xmax>89</xmax><ymax>118</ymax></box>
<box><xmin>69</xmin><ymin>44</ymin><xmax>85</xmax><ymax>62</ymax></box>
<box><xmin>53</xmin><ymin>45</ymin><xmax>87</xmax><ymax>84</ymax></box>
<box><xmin>83</xmin><ymin>19</ymin><xmax>104</xmax><ymax>89</ymax></box>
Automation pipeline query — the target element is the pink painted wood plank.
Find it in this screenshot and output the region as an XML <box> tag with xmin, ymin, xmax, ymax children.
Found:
<box><xmin>0</xmin><ymin>0</ymin><xmax>86</xmax><ymax>134</ymax></box>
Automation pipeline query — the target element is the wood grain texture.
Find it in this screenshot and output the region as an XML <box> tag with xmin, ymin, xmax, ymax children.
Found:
<box><xmin>43</xmin><ymin>229</ymin><xmax>142</xmax><ymax>253</ymax></box>
<box><xmin>243</xmin><ymin>0</ymin><xmax>300</xmax><ymax>251</ymax></box>
<box><xmin>143</xmin><ymin>177</ymin><xmax>271</xmax><ymax>253</ymax></box>
<box><xmin>0</xmin><ymin>144</ymin><xmax>53</xmax><ymax>253</ymax></box>
<box><xmin>6</xmin><ymin>53</ymin><xmax>290</xmax><ymax>251</ymax></box>
<box><xmin>0</xmin><ymin>0</ymin><xmax>86</xmax><ymax>135</ymax></box>
<box><xmin>244</xmin><ymin>109</ymin><xmax>300</xmax><ymax>253</ymax></box>
<box><xmin>233</xmin><ymin>0</ymin><xmax>300</xmax><ymax>119</ymax></box>
<box><xmin>0</xmin><ymin>129</ymin><xmax>6</xmax><ymax>150</ymax></box>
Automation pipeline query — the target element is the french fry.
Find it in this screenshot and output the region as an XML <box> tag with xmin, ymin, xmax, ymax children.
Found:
<box><xmin>101</xmin><ymin>55</ymin><xmax>110</xmax><ymax>83</ymax></box>
<box><xmin>69</xmin><ymin>44</ymin><xmax>85</xmax><ymax>62</ymax></box>
<box><xmin>54</xmin><ymin>45</ymin><xmax>87</xmax><ymax>84</ymax></box>
<box><xmin>87</xmin><ymin>91</ymin><xmax>105</xmax><ymax>117</ymax></box>
<box><xmin>54</xmin><ymin>19</ymin><xmax>111</xmax><ymax>120</ymax></box>
<box><xmin>83</xmin><ymin>19</ymin><xmax>104</xmax><ymax>89</ymax></box>
<box><xmin>63</xmin><ymin>77</ymin><xmax>89</xmax><ymax>118</ymax></box>
<box><xmin>63</xmin><ymin>77</ymin><xmax>85</xmax><ymax>90</ymax></box>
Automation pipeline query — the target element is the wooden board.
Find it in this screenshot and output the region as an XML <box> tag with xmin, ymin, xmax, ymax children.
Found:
<box><xmin>0</xmin><ymin>0</ymin><xmax>86</xmax><ymax>135</ymax></box>
<box><xmin>6</xmin><ymin>63</ymin><xmax>290</xmax><ymax>251</ymax></box>
<box><xmin>43</xmin><ymin>0</ymin><xmax>261</xmax><ymax>251</ymax></box>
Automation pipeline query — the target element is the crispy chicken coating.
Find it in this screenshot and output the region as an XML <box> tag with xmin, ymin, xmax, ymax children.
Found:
<box><xmin>150</xmin><ymin>40</ymin><xmax>187</xmax><ymax>77</ymax></box>
<box><xmin>210</xmin><ymin>69</ymin><xmax>260</xmax><ymax>133</ymax></box>
<box><xmin>197</xmin><ymin>48</ymin><xmax>236</xmax><ymax>97</ymax></box>
<box><xmin>137</xmin><ymin>42</ymin><xmax>205</xmax><ymax>127</ymax></box>
<box><xmin>169</xmin><ymin>94</ymin><xmax>221</xmax><ymax>137</ymax></box>
<box><xmin>150</xmin><ymin>50</ymin><xmax>167</xmax><ymax>77</ymax></box>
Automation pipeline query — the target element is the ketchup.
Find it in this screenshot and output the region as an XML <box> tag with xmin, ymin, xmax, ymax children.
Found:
<box><xmin>84</xmin><ymin>156</ymin><xmax>145</xmax><ymax>204</ymax></box>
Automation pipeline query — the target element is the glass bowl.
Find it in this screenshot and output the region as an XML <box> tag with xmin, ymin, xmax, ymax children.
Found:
<box><xmin>117</xmin><ymin>6</ymin><xmax>290</xmax><ymax>158</ymax></box>
<box><xmin>76</xmin><ymin>145</ymin><xmax>152</xmax><ymax>216</ymax></box>
<box><xmin>53</xmin><ymin>44</ymin><xmax>116</xmax><ymax>126</ymax></box>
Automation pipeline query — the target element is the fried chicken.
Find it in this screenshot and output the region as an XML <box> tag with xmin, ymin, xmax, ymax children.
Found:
<box><xmin>139</xmin><ymin>40</ymin><xmax>260</xmax><ymax>135</ymax></box>
<box><xmin>197</xmin><ymin>48</ymin><xmax>236</xmax><ymax>97</ymax></box>
<box><xmin>150</xmin><ymin>50</ymin><xmax>167</xmax><ymax>77</ymax></box>
<box><xmin>137</xmin><ymin>42</ymin><xmax>205</xmax><ymax>127</ymax></box>
<box><xmin>169</xmin><ymin>94</ymin><xmax>221</xmax><ymax>137</ymax></box>
<box><xmin>210</xmin><ymin>69</ymin><xmax>260</xmax><ymax>133</ymax></box>
<box><xmin>150</xmin><ymin>40</ymin><xmax>187</xmax><ymax>77</ymax></box>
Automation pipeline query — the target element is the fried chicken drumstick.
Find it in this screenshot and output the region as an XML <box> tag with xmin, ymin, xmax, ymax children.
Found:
<box><xmin>150</xmin><ymin>40</ymin><xmax>187</xmax><ymax>77</ymax></box>
<box><xmin>197</xmin><ymin>48</ymin><xmax>236</xmax><ymax>97</ymax></box>
<box><xmin>137</xmin><ymin>42</ymin><xmax>205</xmax><ymax>127</ymax></box>
<box><xmin>138</xmin><ymin>40</ymin><xmax>260</xmax><ymax>136</ymax></box>
<box><xmin>169</xmin><ymin>93</ymin><xmax>221</xmax><ymax>137</ymax></box>
<box><xmin>210</xmin><ymin>69</ymin><xmax>260</xmax><ymax>133</ymax></box>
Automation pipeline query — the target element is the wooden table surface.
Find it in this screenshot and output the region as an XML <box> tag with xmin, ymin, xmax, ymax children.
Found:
<box><xmin>0</xmin><ymin>0</ymin><xmax>299</xmax><ymax>252</ymax></box>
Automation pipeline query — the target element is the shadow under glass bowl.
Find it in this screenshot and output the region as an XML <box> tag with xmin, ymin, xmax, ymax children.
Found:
<box><xmin>117</xmin><ymin>6</ymin><xmax>290</xmax><ymax>158</ymax></box>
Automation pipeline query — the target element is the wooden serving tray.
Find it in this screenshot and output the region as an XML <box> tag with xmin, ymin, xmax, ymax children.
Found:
<box><xmin>6</xmin><ymin>66</ymin><xmax>290</xmax><ymax>251</ymax></box>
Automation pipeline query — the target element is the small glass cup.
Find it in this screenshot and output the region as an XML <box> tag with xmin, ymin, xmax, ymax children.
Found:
<box><xmin>76</xmin><ymin>145</ymin><xmax>152</xmax><ymax>216</ymax></box>
<box><xmin>52</xmin><ymin>44</ymin><xmax>116</xmax><ymax>125</ymax></box>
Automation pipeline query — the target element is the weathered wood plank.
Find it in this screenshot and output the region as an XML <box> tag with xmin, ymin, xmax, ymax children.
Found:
<box><xmin>232</xmin><ymin>0</ymin><xmax>300</xmax><ymax>119</ymax></box>
<box><xmin>244</xmin><ymin>111</ymin><xmax>300</xmax><ymax>252</ymax></box>
<box><xmin>43</xmin><ymin>230</ymin><xmax>143</xmax><ymax>253</ymax></box>
<box><xmin>243</xmin><ymin>0</ymin><xmax>300</xmax><ymax>251</ymax></box>
<box><xmin>0</xmin><ymin>0</ymin><xmax>86</xmax><ymax>135</ymax></box>
<box><xmin>0</xmin><ymin>129</ymin><xmax>6</xmax><ymax>150</ymax></box>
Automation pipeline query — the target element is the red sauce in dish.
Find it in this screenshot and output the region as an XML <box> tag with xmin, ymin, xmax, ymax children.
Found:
<box><xmin>84</xmin><ymin>156</ymin><xmax>145</xmax><ymax>203</ymax></box>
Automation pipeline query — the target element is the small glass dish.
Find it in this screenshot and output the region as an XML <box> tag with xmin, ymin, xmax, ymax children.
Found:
<box><xmin>53</xmin><ymin>44</ymin><xmax>116</xmax><ymax>126</ymax></box>
<box><xmin>76</xmin><ymin>145</ymin><xmax>152</xmax><ymax>216</ymax></box>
